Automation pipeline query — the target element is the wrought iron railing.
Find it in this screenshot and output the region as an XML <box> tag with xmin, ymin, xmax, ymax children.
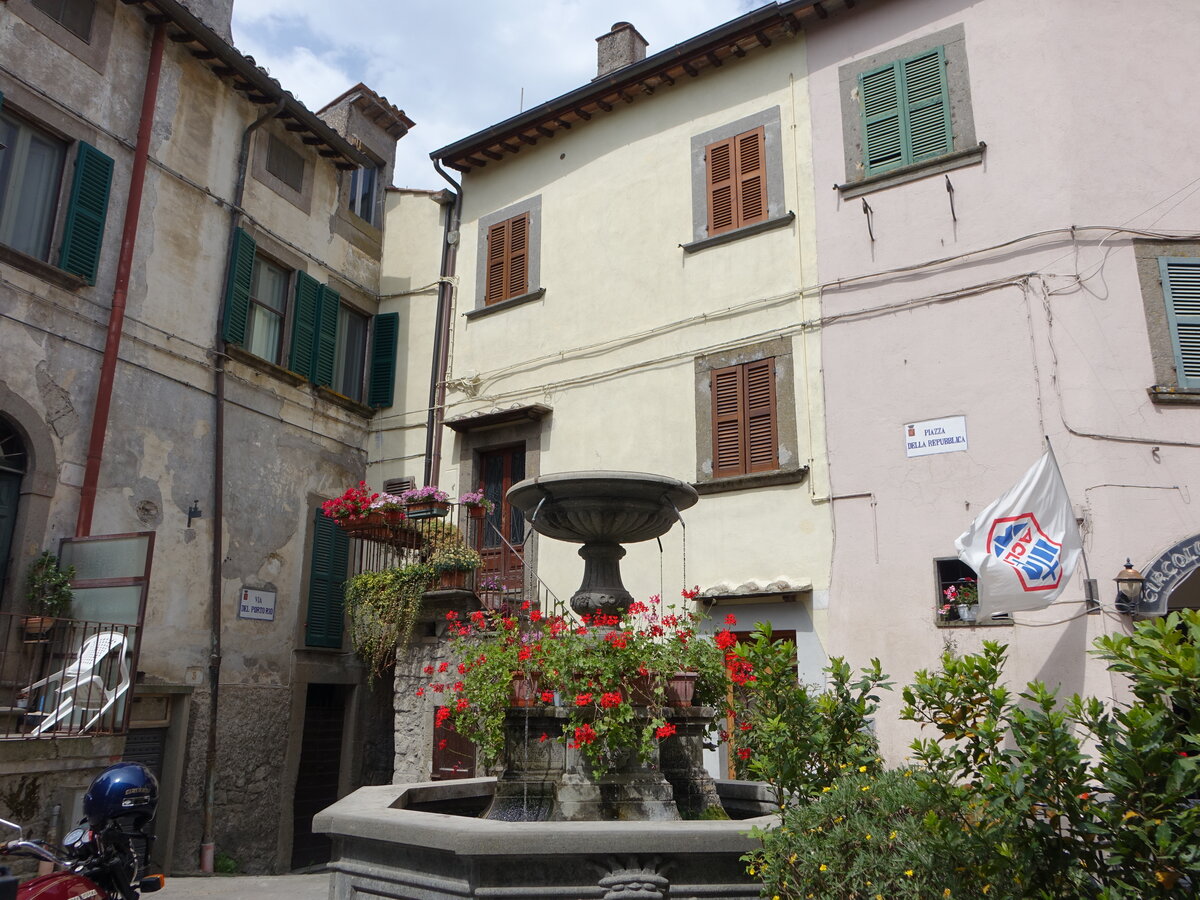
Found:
<box><xmin>0</xmin><ymin>612</ymin><xmax>138</xmax><ymax>739</ymax></box>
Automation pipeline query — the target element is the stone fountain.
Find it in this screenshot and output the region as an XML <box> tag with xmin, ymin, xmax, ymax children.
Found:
<box><xmin>314</xmin><ymin>472</ymin><xmax>769</xmax><ymax>899</ymax></box>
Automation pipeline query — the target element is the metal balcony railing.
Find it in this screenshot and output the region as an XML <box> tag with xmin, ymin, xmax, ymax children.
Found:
<box><xmin>0</xmin><ymin>613</ymin><xmax>138</xmax><ymax>739</ymax></box>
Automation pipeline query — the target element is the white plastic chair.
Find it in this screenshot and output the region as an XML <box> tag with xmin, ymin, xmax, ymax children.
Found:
<box><xmin>23</xmin><ymin>631</ymin><xmax>130</xmax><ymax>736</ymax></box>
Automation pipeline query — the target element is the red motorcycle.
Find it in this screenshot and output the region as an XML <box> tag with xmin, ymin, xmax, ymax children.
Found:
<box><xmin>0</xmin><ymin>763</ymin><xmax>164</xmax><ymax>900</ymax></box>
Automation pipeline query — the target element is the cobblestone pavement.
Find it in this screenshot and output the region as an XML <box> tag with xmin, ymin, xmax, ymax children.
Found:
<box><xmin>159</xmin><ymin>873</ymin><xmax>330</xmax><ymax>900</ymax></box>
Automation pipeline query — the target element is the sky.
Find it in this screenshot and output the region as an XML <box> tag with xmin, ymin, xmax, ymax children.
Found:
<box><xmin>231</xmin><ymin>1</ymin><xmax>760</xmax><ymax>190</ymax></box>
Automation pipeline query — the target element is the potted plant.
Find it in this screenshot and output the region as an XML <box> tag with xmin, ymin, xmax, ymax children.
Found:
<box><xmin>23</xmin><ymin>551</ymin><xmax>75</xmax><ymax>641</ymax></box>
<box><xmin>401</xmin><ymin>485</ymin><xmax>451</xmax><ymax>518</ymax></box>
<box><xmin>322</xmin><ymin>482</ymin><xmax>382</xmax><ymax>537</ymax></box>
<box><xmin>343</xmin><ymin>563</ymin><xmax>435</xmax><ymax>677</ymax></box>
<box><xmin>428</xmin><ymin>540</ymin><xmax>482</xmax><ymax>591</ymax></box>
<box><xmin>944</xmin><ymin>578</ymin><xmax>978</xmax><ymax>623</ymax></box>
<box><xmin>456</xmin><ymin>490</ymin><xmax>495</xmax><ymax>520</ymax></box>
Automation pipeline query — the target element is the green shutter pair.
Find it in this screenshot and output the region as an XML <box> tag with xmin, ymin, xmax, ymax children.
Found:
<box><xmin>6</xmin><ymin>82</ymin><xmax>116</xmax><ymax>287</ymax></box>
<box><xmin>221</xmin><ymin>227</ymin><xmax>398</xmax><ymax>405</ymax></box>
<box><xmin>860</xmin><ymin>47</ymin><xmax>952</xmax><ymax>175</ymax></box>
<box><xmin>305</xmin><ymin>508</ymin><xmax>349</xmax><ymax>648</ymax></box>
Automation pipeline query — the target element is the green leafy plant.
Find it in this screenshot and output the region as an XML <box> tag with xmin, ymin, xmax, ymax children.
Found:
<box><xmin>728</xmin><ymin>623</ymin><xmax>892</xmax><ymax>807</ymax></box>
<box><xmin>24</xmin><ymin>551</ymin><xmax>74</xmax><ymax>618</ymax></box>
<box><xmin>428</xmin><ymin>542</ymin><xmax>482</xmax><ymax>574</ymax></box>
<box><xmin>343</xmin><ymin>564</ymin><xmax>435</xmax><ymax>678</ymax></box>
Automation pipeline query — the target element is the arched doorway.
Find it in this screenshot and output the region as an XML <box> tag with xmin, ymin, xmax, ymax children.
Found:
<box><xmin>1136</xmin><ymin>534</ymin><xmax>1200</xmax><ymax>616</ymax></box>
<box><xmin>0</xmin><ymin>417</ymin><xmax>27</xmax><ymax>603</ymax></box>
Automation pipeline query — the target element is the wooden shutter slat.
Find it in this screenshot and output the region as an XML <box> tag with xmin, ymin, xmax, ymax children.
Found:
<box><xmin>861</xmin><ymin>63</ymin><xmax>904</xmax><ymax>173</ymax></box>
<box><xmin>1160</xmin><ymin>258</ymin><xmax>1200</xmax><ymax>388</ymax></box>
<box><xmin>485</xmin><ymin>221</ymin><xmax>508</xmax><ymax>304</ymax></box>
<box><xmin>706</xmin><ymin>137</ymin><xmax>736</xmax><ymax>235</ymax></box>
<box><xmin>737</xmin><ymin>127</ymin><xmax>766</xmax><ymax>226</ymax></box>
<box><xmin>314</xmin><ymin>284</ymin><xmax>340</xmax><ymax>388</ymax></box>
<box><xmin>306</xmin><ymin>509</ymin><xmax>348</xmax><ymax>648</ymax></box>
<box><xmin>712</xmin><ymin>365</ymin><xmax>746</xmax><ymax>477</ymax></box>
<box><xmin>745</xmin><ymin>358</ymin><xmax>778</xmax><ymax>472</ymax></box>
<box><xmin>506</xmin><ymin>213</ymin><xmax>529</xmax><ymax>298</ymax></box>
<box><xmin>58</xmin><ymin>142</ymin><xmax>113</xmax><ymax>284</ymax></box>
<box><xmin>222</xmin><ymin>228</ymin><xmax>256</xmax><ymax>345</ymax></box>
<box><xmin>902</xmin><ymin>49</ymin><xmax>951</xmax><ymax>161</ymax></box>
<box><xmin>290</xmin><ymin>271</ymin><xmax>320</xmax><ymax>380</ymax></box>
<box><xmin>368</xmin><ymin>312</ymin><xmax>399</xmax><ymax>407</ymax></box>
<box><xmin>711</xmin><ymin>358</ymin><xmax>778</xmax><ymax>478</ymax></box>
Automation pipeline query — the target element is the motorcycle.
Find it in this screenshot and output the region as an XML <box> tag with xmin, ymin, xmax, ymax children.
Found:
<box><xmin>0</xmin><ymin>762</ymin><xmax>165</xmax><ymax>900</ymax></box>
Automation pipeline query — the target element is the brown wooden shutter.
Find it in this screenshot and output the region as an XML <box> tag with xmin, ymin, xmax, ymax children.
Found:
<box><xmin>736</xmin><ymin>127</ymin><xmax>766</xmax><ymax>227</ymax></box>
<box><xmin>711</xmin><ymin>358</ymin><xmax>777</xmax><ymax>478</ymax></box>
<box><xmin>706</xmin><ymin>137</ymin><xmax>736</xmax><ymax>236</ymax></box>
<box><xmin>485</xmin><ymin>220</ymin><xmax>508</xmax><ymax>304</ymax></box>
<box><xmin>507</xmin><ymin>213</ymin><xmax>529</xmax><ymax>297</ymax></box>
<box><xmin>744</xmin><ymin>357</ymin><xmax>778</xmax><ymax>472</ymax></box>
<box><xmin>712</xmin><ymin>365</ymin><xmax>746</xmax><ymax>478</ymax></box>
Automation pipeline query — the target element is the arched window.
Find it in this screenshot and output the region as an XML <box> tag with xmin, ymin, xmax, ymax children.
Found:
<box><xmin>0</xmin><ymin>416</ymin><xmax>28</xmax><ymax>602</ymax></box>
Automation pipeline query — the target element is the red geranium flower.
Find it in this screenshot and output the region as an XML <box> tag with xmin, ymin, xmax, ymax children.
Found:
<box><xmin>574</xmin><ymin>692</ymin><xmax>594</xmax><ymax>706</ymax></box>
<box><xmin>435</xmin><ymin>707</ymin><xmax>451</xmax><ymax>726</ymax></box>
<box><xmin>455</xmin><ymin>697</ymin><xmax>469</xmax><ymax>711</ymax></box>
<box><xmin>737</xmin><ymin>747</ymin><xmax>751</xmax><ymax>761</ymax></box>
<box><xmin>599</xmin><ymin>691</ymin><xmax>623</xmax><ymax>708</ymax></box>
<box><xmin>724</xmin><ymin>613</ymin><xmax>737</xmax><ymax>625</ymax></box>
<box><xmin>539</xmin><ymin>733</ymin><xmax>549</xmax><ymax>743</ymax></box>
<box><xmin>437</xmin><ymin>661</ymin><xmax>449</xmax><ymax>673</ymax></box>
<box><xmin>655</xmin><ymin>723</ymin><xmax>677</xmax><ymax>739</ymax></box>
<box><xmin>540</xmin><ymin>691</ymin><xmax>555</xmax><ymax>703</ymax></box>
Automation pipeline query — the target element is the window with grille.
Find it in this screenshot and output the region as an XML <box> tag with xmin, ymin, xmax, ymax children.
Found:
<box><xmin>266</xmin><ymin>135</ymin><xmax>305</xmax><ymax>193</ymax></box>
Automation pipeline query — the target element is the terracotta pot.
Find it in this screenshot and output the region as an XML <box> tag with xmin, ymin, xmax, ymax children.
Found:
<box><xmin>437</xmin><ymin>569</ymin><xmax>471</xmax><ymax>591</ymax></box>
<box><xmin>665</xmin><ymin>671</ymin><xmax>698</xmax><ymax>707</ymax></box>
<box><xmin>467</xmin><ymin>505</ymin><xmax>487</xmax><ymax>520</ymax></box>
<box><xmin>628</xmin><ymin>673</ymin><xmax>660</xmax><ymax>706</ymax></box>
<box><xmin>381</xmin><ymin>508</ymin><xmax>407</xmax><ymax>525</ymax></box>
<box><xmin>340</xmin><ymin>511</ymin><xmax>389</xmax><ymax>540</ymax></box>
<box><xmin>21</xmin><ymin>616</ymin><xmax>56</xmax><ymax>643</ymax></box>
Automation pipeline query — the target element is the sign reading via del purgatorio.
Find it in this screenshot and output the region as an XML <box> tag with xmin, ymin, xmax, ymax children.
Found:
<box><xmin>239</xmin><ymin>588</ymin><xmax>276</xmax><ymax>621</ymax></box>
<box><xmin>905</xmin><ymin>415</ymin><xmax>968</xmax><ymax>458</ymax></box>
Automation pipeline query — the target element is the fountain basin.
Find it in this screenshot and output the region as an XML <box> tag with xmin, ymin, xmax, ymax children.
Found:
<box><xmin>314</xmin><ymin>778</ymin><xmax>774</xmax><ymax>899</ymax></box>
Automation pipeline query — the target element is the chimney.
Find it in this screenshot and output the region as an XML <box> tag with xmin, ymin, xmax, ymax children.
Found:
<box><xmin>178</xmin><ymin>0</ymin><xmax>235</xmax><ymax>44</ymax></box>
<box><xmin>595</xmin><ymin>22</ymin><xmax>648</xmax><ymax>79</ymax></box>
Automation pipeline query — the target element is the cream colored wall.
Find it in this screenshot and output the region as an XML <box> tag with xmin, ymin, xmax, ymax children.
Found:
<box><xmin>384</xmin><ymin>42</ymin><xmax>832</xmax><ymax>627</ymax></box>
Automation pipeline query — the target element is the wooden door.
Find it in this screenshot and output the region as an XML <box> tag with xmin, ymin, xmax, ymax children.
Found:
<box><xmin>476</xmin><ymin>447</ymin><xmax>525</xmax><ymax>595</ymax></box>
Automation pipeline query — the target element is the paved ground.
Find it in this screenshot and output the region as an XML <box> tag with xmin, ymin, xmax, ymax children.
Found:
<box><xmin>161</xmin><ymin>873</ymin><xmax>331</xmax><ymax>900</ymax></box>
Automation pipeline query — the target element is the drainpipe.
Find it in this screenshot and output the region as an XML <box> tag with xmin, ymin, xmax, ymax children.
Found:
<box><xmin>75</xmin><ymin>22</ymin><xmax>166</xmax><ymax>537</ymax></box>
<box><xmin>200</xmin><ymin>95</ymin><xmax>284</xmax><ymax>875</ymax></box>
<box><xmin>426</xmin><ymin>161</ymin><xmax>462</xmax><ymax>486</ymax></box>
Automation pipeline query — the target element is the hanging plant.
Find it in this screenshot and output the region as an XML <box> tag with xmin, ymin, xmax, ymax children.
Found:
<box><xmin>343</xmin><ymin>563</ymin><xmax>435</xmax><ymax>678</ymax></box>
<box><xmin>25</xmin><ymin>551</ymin><xmax>75</xmax><ymax>618</ymax></box>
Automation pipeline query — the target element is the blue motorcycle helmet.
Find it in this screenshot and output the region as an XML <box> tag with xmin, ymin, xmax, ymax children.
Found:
<box><xmin>84</xmin><ymin>762</ymin><xmax>159</xmax><ymax>830</ymax></box>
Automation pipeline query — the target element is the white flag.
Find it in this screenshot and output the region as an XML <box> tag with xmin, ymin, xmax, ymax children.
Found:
<box><xmin>955</xmin><ymin>449</ymin><xmax>1083</xmax><ymax>618</ymax></box>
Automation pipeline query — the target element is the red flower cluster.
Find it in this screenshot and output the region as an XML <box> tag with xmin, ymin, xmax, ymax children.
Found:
<box><xmin>728</xmin><ymin>656</ymin><xmax>755</xmax><ymax>686</ymax></box>
<box><xmin>575</xmin><ymin>692</ymin><xmax>594</xmax><ymax>706</ymax></box>
<box><xmin>599</xmin><ymin>691</ymin><xmax>623</xmax><ymax>709</ymax></box>
<box><xmin>715</xmin><ymin>629</ymin><xmax>737</xmax><ymax>650</ymax></box>
<box><xmin>321</xmin><ymin>482</ymin><xmax>377</xmax><ymax>520</ymax></box>
<box><xmin>540</xmin><ymin>691</ymin><xmax>555</xmax><ymax>704</ymax></box>
<box><xmin>604</xmin><ymin>631</ymin><xmax>629</xmax><ymax>649</ymax></box>
<box><xmin>737</xmin><ymin>747</ymin><xmax>752</xmax><ymax>761</ymax></box>
<box><xmin>435</xmin><ymin>707</ymin><xmax>451</xmax><ymax>727</ymax></box>
<box><xmin>681</xmin><ymin>585</ymin><xmax>701</xmax><ymax>600</ymax></box>
<box><xmin>655</xmin><ymin>723</ymin><xmax>677</xmax><ymax>739</ymax></box>
<box><xmin>569</xmin><ymin>723</ymin><xmax>597</xmax><ymax>748</ymax></box>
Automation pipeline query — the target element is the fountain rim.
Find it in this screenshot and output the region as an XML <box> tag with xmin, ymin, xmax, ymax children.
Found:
<box><xmin>507</xmin><ymin>471</ymin><xmax>699</xmax><ymax>512</ymax></box>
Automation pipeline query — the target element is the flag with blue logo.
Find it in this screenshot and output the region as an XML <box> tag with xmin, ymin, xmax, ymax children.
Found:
<box><xmin>955</xmin><ymin>449</ymin><xmax>1083</xmax><ymax>618</ymax></box>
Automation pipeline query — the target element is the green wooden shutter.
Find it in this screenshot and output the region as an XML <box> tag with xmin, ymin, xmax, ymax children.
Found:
<box><xmin>902</xmin><ymin>48</ymin><xmax>951</xmax><ymax>164</ymax></box>
<box><xmin>860</xmin><ymin>47</ymin><xmax>950</xmax><ymax>175</ymax></box>
<box><xmin>305</xmin><ymin>509</ymin><xmax>348</xmax><ymax>648</ymax></box>
<box><xmin>1160</xmin><ymin>258</ymin><xmax>1200</xmax><ymax>389</ymax></box>
<box><xmin>58</xmin><ymin>142</ymin><xmax>113</xmax><ymax>284</ymax></box>
<box><xmin>290</xmin><ymin>271</ymin><xmax>320</xmax><ymax>380</ymax></box>
<box><xmin>221</xmin><ymin>228</ymin><xmax>256</xmax><ymax>345</ymax></box>
<box><xmin>367</xmin><ymin>311</ymin><xmax>398</xmax><ymax>407</ymax></box>
<box><xmin>314</xmin><ymin>284</ymin><xmax>340</xmax><ymax>388</ymax></box>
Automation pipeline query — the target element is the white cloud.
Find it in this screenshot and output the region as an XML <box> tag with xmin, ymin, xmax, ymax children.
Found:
<box><xmin>232</xmin><ymin>1</ymin><xmax>757</xmax><ymax>188</ymax></box>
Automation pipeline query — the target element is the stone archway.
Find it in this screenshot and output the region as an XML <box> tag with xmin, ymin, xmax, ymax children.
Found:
<box><xmin>1137</xmin><ymin>533</ymin><xmax>1200</xmax><ymax>616</ymax></box>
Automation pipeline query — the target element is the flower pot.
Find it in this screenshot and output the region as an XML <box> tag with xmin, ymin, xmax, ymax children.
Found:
<box><xmin>467</xmin><ymin>505</ymin><xmax>487</xmax><ymax>520</ymax></box>
<box><xmin>437</xmin><ymin>569</ymin><xmax>472</xmax><ymax>591</ymax></box>
<box><xmin>380</xmin><ymin>508</ymin><xmax>407</xmax><ymax>525</ymax></box>
<box><xmin>665</xmin><ymin>671</ymin><xmax>698</xmax><ymax>707</ymax></box>
<box><xmin>628</xmin><ymin>673</ymin><xmax>659</xmax><ymax>706</ymax></box>
<box><xmin>21</xmin><ymin>616</ymin><xmax>56</xmax><ymax>643</ymax></box>
<box><xmin>340</xmin><ymin>511</ymin><xmax>389</xmax><ymax>540</ymax></box>
<box><xmin>957</xmin><ymin>603</ymin><xmax>978</xmax><ymax>623</ymax></box>
<box><xmin>406</xmin><ymin>500</ymin><xmax>451</xmax><ymax>519</ymax></box>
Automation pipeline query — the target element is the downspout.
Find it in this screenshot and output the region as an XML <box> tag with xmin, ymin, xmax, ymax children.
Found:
<box><xmin>200</xmin><ymin>95</ymin><xmax>284</xmax><ymax>875</ymax></box>
<box><xmin>426</xmin><ymin>160</ymin><xmax>462</xmax><ymax>486</ymax></box>
<box><xmin>75</xmin><ymin>22</ymin><xmax>166</xmax><ymax>537</ymax></box>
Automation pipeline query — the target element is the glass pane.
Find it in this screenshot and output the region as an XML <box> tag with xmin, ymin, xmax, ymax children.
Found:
<box><xmin>69</xmin><ymin>585</ymin><xmax>142</xmax><ymax>627</ymax></box>
<box><xmin>251</xmin><ymin>258</ymin><xmax>288</xmax><ymax>313</ymax></box>
<box><xmin>0</xmin><ymin>119</ymin><xmax>17</xmax><ymax>212</ymax></box>
<box><xmin>60</xmin><ymin>535</ymin><xmax>150</xmax><ymax>581</ymax></box>
<box><xmin>333</xmin><ymin>306</ymin><xmax>367</xmax><ymax>400</ymax></box>
<box><xmin>60</xmin><ymin>0</ymin><xmax>95</xmax><ymax>40</ymax></box>
<box><xmin>246</xmin><ymin>304</ymin><xmax>282</xmax><ymax>361</ymax></box>
<box><xmin>13</xmin><ymin>132</ymin><xmax>64</xmax><ymax>259</ymax></box>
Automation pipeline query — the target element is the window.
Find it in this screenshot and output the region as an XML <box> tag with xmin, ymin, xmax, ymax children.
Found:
<box><xmin>0</xmin><ymin>97</ymin><xmax>113</xmax><ymax>284</ymax></box>
<box><xmin>223</xmin><ymin>228</ymin><xmax>399</xmax><ymax>407</ymax></box>
<box><xmin>686</xmin><ymin>107</ymin><xmax>790</xmax><ymax>250</ymax></box>
<box><xmin>837</xmin><ymin>24</ymin><xmax>981</xmax><ymax>196</ymax></box>
<box><xmin>484</xmin><ymin>213</ymin><xmax>528</xmax><ymax>305</ymax></box>
<box><xmin>706</xmin><ymin>127</ymin><xmax>765</xmax><ymax>236</ymax></box>
<box><xmin>332</xmin><ymin>305</ymin><xmax>368</xmax><ymax>401</ymax></box>
<box><xmin>1158</xmin><ymin>258</ymin><xmax>1200</xmax><ymax>390</ymax></box>
<box><xmin>694</xmin><ymin>338</ymin><xmax>803</xmax><ymax>492</ymax></box>
<box><xmin>935</xmin><ymin>558</ymin><xmax>1009</xmax><ymax>627</ymax></box>
<box><xmin>711</xmin><ymin>359</ymin><xmax>778</xmax><ymax>478</ymax></box>
<box><xmin>245</xmin><ymin>255</ymin><xmax>288</xmax><ymax>363</ymax></box>
<box><xmin>305</xmin><ymin>508</ymin><xmax>348</xmax><ymax>648</ymax></box>
<box><xmin>473</xmin><ymin>195</ymin><xmax>542</xmax><ymax>312</ymax></box>
<box><xmin>30</xmin><ymin>0</ymin><xmax>94</xmax><ymax>41</ymax></box>
<box><xmin>265</xmin><ymin>135</ymin><xmax>304</xmax><ymax>193</ymax></box>
<box><xmin>0</xmin><ymin>110</ymin><xmax>66</xmax><ymax>260</ymax></box>
<box><xmin>347</xmin><ymin>166</ymin><xmax>378</xmax><ymax>227</ymax></box>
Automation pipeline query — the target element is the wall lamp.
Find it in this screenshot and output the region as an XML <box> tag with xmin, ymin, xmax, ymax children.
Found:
<box><xmin>187</xmin><ymin>500</ymin><xmax>203</xmax><ymax>527</ymax></box>
<box><xmin>1114</xmin><ymin>559</ymin><xmax>1144</xmax><ymax>614</ymax></box>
